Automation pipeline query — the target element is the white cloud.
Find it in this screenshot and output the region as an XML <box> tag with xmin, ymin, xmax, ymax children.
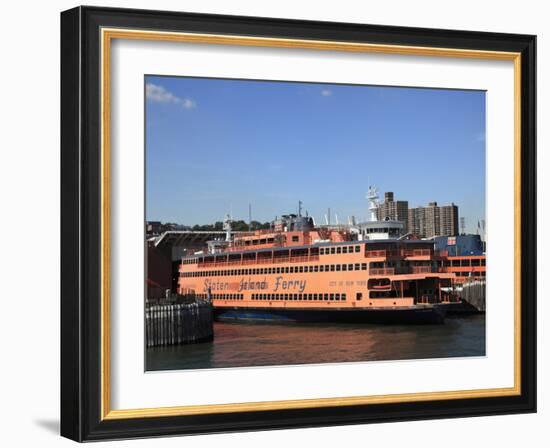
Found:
<box><xmin>146</xmin><ymin>83</ymin><xmax>196</xmax><ymax>109</ymax></box>
<box><xmin>321</xmin><ymin>89</ymin><xmax>333</xmax><ymax>97</ymax></box>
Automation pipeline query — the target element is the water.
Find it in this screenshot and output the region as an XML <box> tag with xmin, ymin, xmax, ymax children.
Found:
<box><xmin>146</xmin><ymin>314</ymin><xmax>485</xmax><ymax>371</ymax></box>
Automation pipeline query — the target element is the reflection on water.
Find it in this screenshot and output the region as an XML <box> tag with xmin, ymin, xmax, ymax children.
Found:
<box><xmin>146</xmin><ymin>314</ymin><xmax>485</xmax><ymax>371</ymax></box>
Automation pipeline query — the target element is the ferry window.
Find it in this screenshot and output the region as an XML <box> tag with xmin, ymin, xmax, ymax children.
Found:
<box><xmin>330</xmin><ymin>265</ymin><xmax>335</xmax><ymax>272</ymax></box>
<box><xmin>284</xmin><ymin>294</ymin><xmax>289</xmax><ymax>300</ymax></box>
<box><xmin>481</xmin><ymin>259</ymin><xmax>486</xmax><ymax>266</ymax></box>
<box><xmin>361</xmin><ymin>263</ymin><xmax>367</xmax><ymax>270</ymax></box>
<box><xmin>320</xmin><ymin>248</ymin><xmax>325</xmax><ymax>255</ymax></box>
<box><xmin>319</xmin><ymin>265</ymin><xmax>324</xmax><ymax>272</ymax></box>
<box><xmin>471</xmin><ymin>259</ymin><xmax>480</xmax><ymax>266</ymax></box>
<box><xmin>313</xmin><ymin>293</ymin><xmax>318</xmax><ymax>300</ymax></box>
<box><xmin>342</xmin><ymin>264</ymin><xmax>347</xmax><ymax>271</ymax></box>
<box><xmin>285</xmin><ymin>267</ymin><xmax>290</xmax><ymax>273</ymax></box>
<box><xmin>330</xmin><ymin>294</ymin><xmax>334</xmax><ymax>301</ymax></box>
<box><xmin>314</xmin><ymin>266</ymin><xmax>319</xmax><ymax>272</ymax></box>
<box><xmin>342</xmin><ymin>293</ymin><xmax>346</xmax><ymax>301</ymax></box>
<box><xmin>348</xmin><ymin>264</ymin><xmax>353</xmax><ymax>271</ymax></box>
<box><xmin>292</xmin><ymin>236</ymin><xmax>299</xmax><ymax>242</ymax></box>
<box><xmin>330</xmin><ymin>247</ymin><xmax>336</xmax><ymax>254</ymax></box>
<box><xmin>336</xmin><ymin>265</ymin><xmax>341</xmax><ymax>271</ymax></box>
<box><xmin>309</xmin><ymin>266</ymin><xmax>314</xmax><ymax>272</ymax></box>
<box><xmin>299</xmin><ymin>266</ymin><xmax>304</xmax><ymax>273</ymax></box>
<box><xmin>342</xmin><ymin>247</ymin><xmax>348</xmax><ymax>254</ymax></box>
<box><xmin>336</xmin><ymin>247</ymin><xmax>341</xmax><ymax>254</ymax></box>
<box><xmin>325</xmin><ymin>265</ymin><xmax>330</xmax><ymax>271</ymax></box>
<box><xmin>298</xmin><ymin>294</ymin><xmax>302</xmax><ymax>300</ymax></box>
<box><xmin>290</xmin><ymin>266</ymin><xmax>294</xmax><ymax>273</ymax></box>
<box><xmin>335</xmin><ymin>294</ymin><xmax>340</xmax><ymax>301</ymax></box>
<box><xmin>356</xmin><ymin>292</ymin><xmax>363</xmax><ymax>301</ymax></box>
<box><xmin>276</xmin><ymin>268</ymin><xmax>281</xmax><ymax>274</ymax></box>
<box><xmin>355</xmin><ymin>246</ymin><xmax>360</xmax><ymax>252</ymax></box>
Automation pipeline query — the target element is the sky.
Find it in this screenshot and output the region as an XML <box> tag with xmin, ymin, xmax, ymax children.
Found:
<box><xmin>145</xmin><ymin>75</ymin><xmax>486</xmax><ymax>234</ymax></box>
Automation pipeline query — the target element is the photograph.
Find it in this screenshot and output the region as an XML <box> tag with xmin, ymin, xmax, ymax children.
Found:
<box><xmin>144</xmin><ymin>75</ymin><xmax>488</xmax><ymax>371</ymax></box>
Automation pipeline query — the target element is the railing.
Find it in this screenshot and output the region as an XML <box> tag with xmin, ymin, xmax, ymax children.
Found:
<box><xmin>404</xmin><ymin>249</ymin><xmax>432</xmax><ymax>257</ymax></box>
<box><xmin>411</xmin><ymin>266</ymin><xmax>434</xmax><ymax>274</ymax></box>
<box><xmin>440</xmin><ymin>265</ymin><xmax>486</xmax><ymax>272</ymax></box>
<box><xmin>365</xmin><ymin>249</ymin><xmax>433</xmax><ymax>258</ymax></box>
<box><xmin>369</xmin><ymin>268</ymin><xmax>395</xmax><ymax>275</ymax></box>
<box><xmin>365</xmin><ymin>250</ymin><xmax>400</xmax><ymax>258</ymax></box>
<box><xmin>197</xmin><ymin>254</ymin><xmax>320</xmax><ymax>268</ymax></box>
<box><xmin>416</xmin><ymin>295</ymin><xmax>438</xmax><ymax>304</ymax></box>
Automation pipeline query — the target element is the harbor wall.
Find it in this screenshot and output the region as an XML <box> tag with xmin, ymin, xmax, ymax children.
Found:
<box><xmin>145</xmin><ymin>300</ymin><xmax>213</xmax><ymax>347</ymax></box>
<box><xmin>460</xmin><ymin>280</ymin><xmax>486</xmax><ymax>312</ymax></box>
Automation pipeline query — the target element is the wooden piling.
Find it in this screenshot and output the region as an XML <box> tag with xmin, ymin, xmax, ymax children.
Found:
<box><xmin>145</xmin><ymin>299</ymin><xmax>214</xmax><ymax>347</ymax></box>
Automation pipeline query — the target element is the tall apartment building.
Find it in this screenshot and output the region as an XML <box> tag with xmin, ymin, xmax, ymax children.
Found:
<box><xmin>376</xmin><ymin>192</ymin><xmax>409</xmax><ymax>230</ymax></box>
<box><xmin>408</xmin><ymin>202</ymin><xmax>458</xmax><ymax>238</ymax></box>
<box><xmin>439</xmin><ymin>203</ymin><xmax>459</xmax><ymax>236</ymax></box>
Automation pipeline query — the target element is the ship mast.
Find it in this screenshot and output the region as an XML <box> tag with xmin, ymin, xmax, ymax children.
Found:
<box><xmin>367</xmin><ymin>185</ymin><xmax>379</xmax><ymax>222</ymax></box>
<box><xmin>223</xmin><ymin>214</ymin><xmax>233</xmax><ymax>242</ymax></box>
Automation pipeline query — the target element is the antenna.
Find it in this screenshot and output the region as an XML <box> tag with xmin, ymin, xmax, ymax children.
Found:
<box><xmin>298</xmin><ymin>200</ymin><xmax>303</xmax><ymax>217</ymax></box>
<box><xmin>460</xmin><ymin>217</ymin><xmax>466</xmax><ymax>235</ymax></box>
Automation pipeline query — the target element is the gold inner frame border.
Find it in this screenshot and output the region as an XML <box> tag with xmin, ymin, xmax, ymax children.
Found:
<box><xmin>100</xmin><ymin>27</ymin><xmax>522</xmax><ymax>420</ymax></box>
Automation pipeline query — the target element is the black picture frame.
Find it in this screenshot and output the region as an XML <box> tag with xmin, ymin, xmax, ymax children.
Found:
<box><xmin>61</xmin><ymin>5</ymin><xmax>536</xmax><ymax>442</ymax></box>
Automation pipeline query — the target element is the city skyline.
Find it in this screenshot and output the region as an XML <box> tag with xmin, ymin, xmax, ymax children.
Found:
<box><xmin>146</xmin><ymin>76</ymin><xmax>486</xmax><ymax>234</ymax></box>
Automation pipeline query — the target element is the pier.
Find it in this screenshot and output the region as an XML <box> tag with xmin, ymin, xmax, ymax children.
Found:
<box><xmin>145</xmin><ymin>299</ymin><xmax>213</xmax><ymax>347</ymax></box>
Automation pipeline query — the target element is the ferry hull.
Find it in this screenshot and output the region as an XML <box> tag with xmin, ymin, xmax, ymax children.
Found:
<box><xmin>214</xmin><ymin>305</ymin><xmax>446</xmax><ymax>324</ymax></box>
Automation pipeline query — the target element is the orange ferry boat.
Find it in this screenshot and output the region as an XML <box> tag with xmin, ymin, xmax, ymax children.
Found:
<box><xmin>178</xmin><ymin>213</ymin><xmax>457</xmax><ymax>323</ymax></box>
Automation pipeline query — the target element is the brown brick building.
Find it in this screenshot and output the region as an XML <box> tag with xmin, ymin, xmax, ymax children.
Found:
<box><xmin>376</xmin><ymin>192</ymin><xmax>409</xmax><ymax>230</ymax></box>
<box><xmin>408</xmin><ymin>202</ymin><xmax>459</xmax><ymax>238</ymax></box>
